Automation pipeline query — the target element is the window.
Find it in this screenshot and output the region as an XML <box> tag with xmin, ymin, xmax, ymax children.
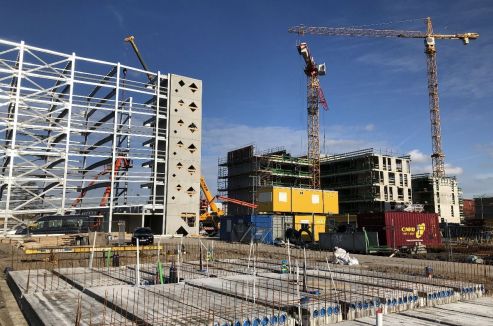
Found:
<box><xmin>388</xmin><ymin>172</ymin><xmax>395</xmax><ymax>186</ymax></box>
<box><xmin>48</xmin><ymin>219</ymin><xmax>63</xmax><ymax>228</ymax></box>
<box><xmin>398</xmin><ymin>188</ymin><xmax>404</xmax><ymax>201</ymax></box>
<box><xmin>396</xmin><ymin>159</ymin><xmax>402</xmax><ymax>172</ymax></box>
<box><xmin>451</xmin><ymin>206</ymin><xmax>454</xmax><ymax>217</ymax></box>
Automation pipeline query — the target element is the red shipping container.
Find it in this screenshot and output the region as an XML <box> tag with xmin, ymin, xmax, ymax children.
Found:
<box><xmin>357</xmin><ymin>212</ymin><xmax>442</xmax><ymax>248</ymax></box>
<box><xmin>463</xmin><ymin>199</ymin><xmax>476</xmax><ymax>220</ymax></box>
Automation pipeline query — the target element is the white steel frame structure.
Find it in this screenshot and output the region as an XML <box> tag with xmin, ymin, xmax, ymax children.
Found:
<box><xmin>0</xmin><ymin>39</ymin><xmax>174</xmax><ymax>233</ymax></box>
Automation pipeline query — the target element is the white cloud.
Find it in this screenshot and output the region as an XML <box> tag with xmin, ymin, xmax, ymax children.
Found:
<box><xmin>364</xmin><ymin>123</ymin><xmax>375</xmax><ymax>132</ymax></box>
<box><xmin>201</xmin><ymin>119</ymin><xmax>387</xmax><ymax>194</ymax></box>
<box><xmin>445</xmin><ymin>164</ymin><xmax>464</xmax><ymax>176</ymax></box>
<box><xmin>107</xmin><ymin>5</ymin><xmax>125</xmax><ymax>30</ymax></box>
<box><xmin>407</xmin><ymin>149</ymin><xmax>463</xmax><ymax>176</ymax></box>
<box><xmin>476</xmin><ymin>143</ymin><xmax>493</xmax><ymax>159</ymax></box>
<box><xmin>459</xmin><ymin>173</ymin><xmax>493</xmax><ymax>198</ymax></box>
<box><xmin>412</xmin><ymin>163</ymin><xmax>463</xmax><ymax>176</ymax></box>
<box><xmin>408</xmin><ymin>149</ymin><xmax>429</xmax><ymax>163</ymax></box>
<box><xmin>440</xmin><ymin>43</ymin><xmax>493</xmax><ymax>99</ymax></box>
<box><xmin>474</xmin><ymin>173</ymin><xmax>493</xmax><ymax>180</ymax></box>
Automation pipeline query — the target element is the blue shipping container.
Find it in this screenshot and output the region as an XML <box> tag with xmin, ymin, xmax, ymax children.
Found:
<box><xmin>220</xmin><ymin>215</ymin><xmax>274</xmax><ymax>244</ymax></box>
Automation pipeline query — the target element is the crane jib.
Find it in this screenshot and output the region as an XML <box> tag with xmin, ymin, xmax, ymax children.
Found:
<box><xmin>289</xmin><ymin>19</ymin><xmax>478</xmax><ymax>178</ymax></box>
<box><xmin>288</xmin><ymin>26</ymin><xmax>479</xmax><ymax>41</ymax></box>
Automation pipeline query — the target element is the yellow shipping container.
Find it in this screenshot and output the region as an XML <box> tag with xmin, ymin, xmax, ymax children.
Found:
<box><xmin>294</xmin><ymin>214</ymin><xmax>327</xmax><ymax>241</ymax></box>
<box><xmin>291</xmin><ymin>188</ymin><xmax>324</xmax><ymax>214</ymax></box>
<box><xmin>257</xmin><ymin>186</ymin><xmax>291</xmax><ymax>213</ymax></box>
<box><xmin>323</xmin><ymin>190</ymin><xmax>339</xmax><ymax>214</ymax></box>
<box><xmin>257</xmin><ymin>186</ymin><xmax>339</xmax><ymax>215</ymax></box>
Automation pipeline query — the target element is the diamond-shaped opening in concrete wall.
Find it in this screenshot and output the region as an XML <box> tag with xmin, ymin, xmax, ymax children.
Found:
<box><xmin>189</xmin><ymin>102</ymin><xmax>198</xmax><ymax>112</ymax></box>
<box><xmin>177</xmin><ymin>141</ymin><xmax>184</xmax><ymax>147</ymax></box>
<box><xmin>178</xmin><ymin>80</ymin><xmax>185</xmax><ymax>87</ymax></box>
<box><xmin>176</xmin><ymin>226</ymin><xmax>188</xmax><ymax>236</ymax></box>
<box><xmin>176</xmin><ymin>163</ymin><xmax>183</xmax><ymax>169</ymax></box>
<box><xmin>188</xmin><ymin>123</ymin><xmax>197</xmax><ymax>133</ymax></box>
<box><xmin>186</xmin><ymin>187</ymin><xmax>196</xmax><ymax>197</ymax></box>
<box><xmin>177</xmin><ymin>119</ymin><xmax>184</xmax><ymax>126</ymax></box>
<box><xmin>188</xmin><ymin>144</ymin><xmax>197</xmax><ymax>153</ymax></box>
<box><xmin>176</xmin><ymin>184</ymin><xmax>182</xmax><ymax>191</ymax></box>
<box><xmin>178</xmin><ymin>99</ymin><xmax>185</xmax><ymax>106</ymax></box>
<box><xmin>187</xmin><ymin>165</ymin><xmax>196</xmax><ymax>174</ymax></box>
<box><xmin>189</xmin><ymin>83</ymin><xmax>198</xmax><ymax>93</ymax></box>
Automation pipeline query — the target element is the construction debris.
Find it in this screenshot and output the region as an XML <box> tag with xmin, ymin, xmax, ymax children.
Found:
<box><xmin>333</xmin><ymin>247</ymin><xmax>359</xmax><ymax>265</ymax></box>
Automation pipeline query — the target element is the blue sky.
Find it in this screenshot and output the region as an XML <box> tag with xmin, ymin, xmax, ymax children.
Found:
<box><xmin>1</xmin><ymin>0</ymin><xmax>492</xmax><ymax>197</ymax></box>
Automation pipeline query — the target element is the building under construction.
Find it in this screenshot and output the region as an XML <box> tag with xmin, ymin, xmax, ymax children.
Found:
<box><xmin>218</xmin><ymin>146</ymin><xmax>415</xmax><ymax>216</ymax></box>
<box><xmin>320</xmin><ymin>148</ymin><xmax>412</xmax><ymax>214</ymax></box>
<box><xmin>0</xmin><ymin>39</ymin><xmax>202</xmax><ymax>235</ymax></box>
<box><xmin>412</xmin><ymin>174</ymin><xmax>460</xmax><ymax>224</ymax></box>
<box><xmin>218</xmin><ymin>145</ymin><xmax>312</xmax><ymax>215</ymax></box>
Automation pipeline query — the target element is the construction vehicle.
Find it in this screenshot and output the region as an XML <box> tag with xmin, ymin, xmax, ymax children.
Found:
<box><xmin>71</xmin><ymin>156</ymin><xmax>131</xmax><ymax>208</ymax></box>
<box><xmin>199</xmin><ymin>176</ymin><xmax>257</xmax><ymax>234</ymax></box>
<box><xmin>289</xmin><ymin>17</ymin><xmax>479</xmax><ymax>177</ymax></box>
<box><xmin>199</xmin><ymin>176</ymin><xmax>224</xmax><ymax>233</ymax></box>
<box><xmin>297</xmin><ymin>42</ymin><xmax>328</xmax><ymax>189</ymax></box>
<box><xmin>124</xmin><ymin>36</ymin><xmax>154</xmax><ymax>83</ymax></box>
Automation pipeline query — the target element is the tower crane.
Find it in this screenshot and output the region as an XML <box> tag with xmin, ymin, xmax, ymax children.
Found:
<box><xmin>297</xmin><ymin>42</ymin><xmax>328</xmax><ymax>189</ymax></box>
<box><xmin>289</xmin><ymin>17</ymin><xmax>478</xmax><ymax>177</ymax></box>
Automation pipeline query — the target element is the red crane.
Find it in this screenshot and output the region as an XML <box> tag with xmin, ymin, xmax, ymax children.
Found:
<box><xmin>289</xmin><ymin>17</ymin><xmax>479</xmax><ymax>177</ymax></box>
<box><xmin>71</xmin><ymin>157</ymin><xmax>130</xmax><ymax>208</ymax></box>
<box><xmin>297</xmin><ymin>42</ymin><xmax>328</xmax><ymax>189</ymax></box>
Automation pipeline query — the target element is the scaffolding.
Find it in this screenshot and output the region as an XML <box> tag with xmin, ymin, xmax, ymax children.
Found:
<box><xmin>218</xmin><ymin>145</ymin><xmax>313</xmax><ymax>215</ymax></box>
<box><xmin>0</xmin><ymin>39</ymin><xmax>170</xmax><ymax>232</ymax></box>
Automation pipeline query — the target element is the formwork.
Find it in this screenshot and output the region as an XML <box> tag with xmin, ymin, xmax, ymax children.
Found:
<box><xmin>0</xmin><ymin>39</ymin><xmax>202</xmax><ymax>235</ymax></box>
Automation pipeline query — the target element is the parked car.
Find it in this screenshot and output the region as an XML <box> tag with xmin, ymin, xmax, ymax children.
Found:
<box><xmin>131</xmin><ymin>227</ymin><xmax>154</xmax><ymax>245</ymax></box>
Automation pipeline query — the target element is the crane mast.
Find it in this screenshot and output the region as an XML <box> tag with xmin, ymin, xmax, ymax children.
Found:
<box><xmin>297</xmin><ymin>42</ymin><xmax>327</xmax><ymax>189</ymax></box>
<box><xmin>289</xmin><ymin>17</ymin><xmax>478</xmax><ymax>177</ymax></box>
<box><xmin>424</xmin><ymin>17</ymin><xmax>444</xmax><ymax>177</ymax></box>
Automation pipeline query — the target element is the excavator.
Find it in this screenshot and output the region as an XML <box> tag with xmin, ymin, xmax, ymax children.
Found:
<box><xmin>124</xmin><ymin>35</ymin><xmax>257</xmax><ymax>234</ymax></box>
